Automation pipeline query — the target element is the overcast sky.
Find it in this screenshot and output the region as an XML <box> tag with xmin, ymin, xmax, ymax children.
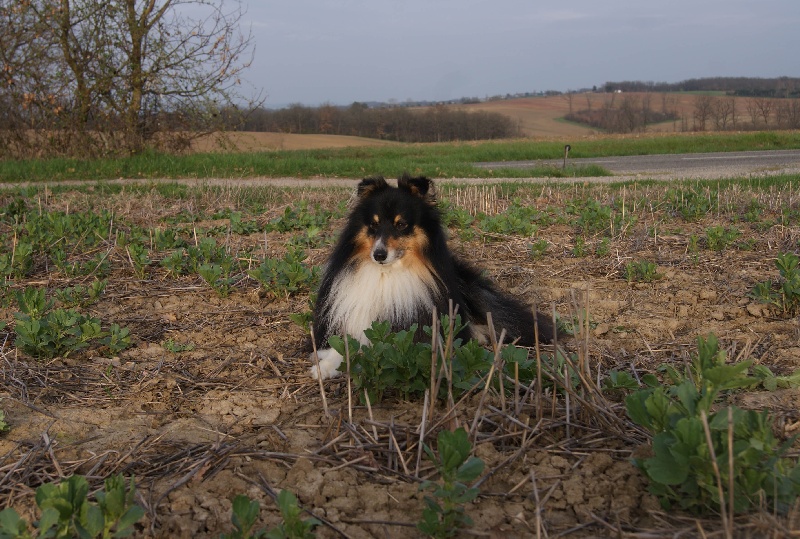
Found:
<box><xmin>236</xmin><ymin>0</ymin><xmax>800</xmax><ymax>108</ymax></box>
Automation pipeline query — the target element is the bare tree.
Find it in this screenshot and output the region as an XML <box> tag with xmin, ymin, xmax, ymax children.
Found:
<box><xmin>745</xmin><ymin>98</ymin><xmax>760</xmax><ymax>128</ymax></box>
<box><xmin>711</xmin><ymin>96</ymin><xmax>736</xmax><ymax>130</ymax></box>
<box><xmin>776</xmin><ymin>99</ymin><xmax>800</xmax><ymax>129</ymax></box>
<box><xmin>754</xmin><ymin>97</ymin><xmax>774</xmax><ymax>127</ymax></box>
<box><xmin>693</xmin><ymin>95</ymin><xmax>714</xmax><ymax>131</ymax></box>
<box><xmin>563</xmin><ymin>90</ymin><xmax>575</xmax><ymax>114</ymax></box>
<box><xmin>0</xmin><ymin>0</ymin><xmax>259</xmax><ymax>157</ymax></box>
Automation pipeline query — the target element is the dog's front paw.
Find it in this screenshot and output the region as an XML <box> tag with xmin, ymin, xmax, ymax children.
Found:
<box><xmin>309</xmin><ymin>348</ymin><xmax>344</xmax><ymax>380</ymax></box>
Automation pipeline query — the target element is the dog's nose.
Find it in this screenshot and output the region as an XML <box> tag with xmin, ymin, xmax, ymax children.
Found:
<box><xmin>372</xmin><ymin>247</ymin><xmax>388</xmax><ymax>263</ymax></box>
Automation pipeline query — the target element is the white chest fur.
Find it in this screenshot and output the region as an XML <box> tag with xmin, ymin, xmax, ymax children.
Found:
<box><xmin>324</xmin><ymin>259</ymin><xmax>436</xmax><ymax>343</ymax></box>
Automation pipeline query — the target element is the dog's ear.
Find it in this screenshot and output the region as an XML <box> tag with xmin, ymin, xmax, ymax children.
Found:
<box><xmin>397</xmin><ymin>174</ymin><xmax>436</xmax><ymax>204</ymax></box>
<box><xmin>357</xmin><ymin>176</ymin><xmax>388</xmax><ymax>198</ymax></box>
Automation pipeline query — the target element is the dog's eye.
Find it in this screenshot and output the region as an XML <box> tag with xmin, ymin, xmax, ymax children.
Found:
<box><xmin>395</xmin><ymin>220</ymin><xmax>408</xmax><ymax>231</ymax></box>
<box><xmin>369</xmin><ymin>221</ymin><xmax>379</xmax><ymax>231</ymax></box>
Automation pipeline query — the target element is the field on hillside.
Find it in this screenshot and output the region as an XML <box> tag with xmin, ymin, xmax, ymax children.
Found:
<box><xmin>1</xmin><ymin>177</ymin><xmax>799</xmax><ymax>537</ymax></box>
<box><xmin>463</xmin><ymin>93</ymin><xmax>781</xmax><ymax>138</ymax></box>
<box><xmin>191</xmin><ymin>132</ymin><xmax>400</xmax><ymax>153</ymax></box>
<box><xmin>188</xmin><ymin>93</ymin><xmax>785</xmax><ymax>151</ymax></box>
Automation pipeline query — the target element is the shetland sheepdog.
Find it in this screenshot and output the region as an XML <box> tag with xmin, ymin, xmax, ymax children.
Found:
<box><xmin>309</xmin><ymin>174</ymin><xmax>556</xmax><ymax>379</ymax></box>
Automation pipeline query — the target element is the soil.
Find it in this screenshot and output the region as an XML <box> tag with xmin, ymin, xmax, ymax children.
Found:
<box><xmin>1</xmin><ymin>179</ymin><xmax>799</xmax><ymax>538</ymax></box>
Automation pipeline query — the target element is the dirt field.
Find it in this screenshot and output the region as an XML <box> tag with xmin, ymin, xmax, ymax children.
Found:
<box><xmin>1</xmin><ymin>178</ymin><xmax>799</xmax><ymax>538</ymax></box>
<box><xmin>191</xmin><ymin>132</ymin><xmax>400</xmax><ymax>153</ymax></box>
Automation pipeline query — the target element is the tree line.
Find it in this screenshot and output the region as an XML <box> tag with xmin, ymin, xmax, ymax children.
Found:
<box><xmin>603</xmin><ymin>77</ymin><xmax>800</xmax><ymax>98</ymax></box>
<box><xmin>564</xmin><ymin>91</ymin><xmax>800</xmax><ymax>133</ymax></box>
<box><xmin>564</xmin><ymin>93</ymin><xmax>680</xmax><ymax>133</ymax></box>
<box><xmin>236</xmin><ymin>103</ymin><xmax>519</xmax><ymax>142</ymax></box>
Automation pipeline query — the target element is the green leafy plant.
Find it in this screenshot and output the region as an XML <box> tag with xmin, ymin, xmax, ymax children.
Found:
<box><xmin>418</xmin><ymin>428</ymin><xmax>485</xmax><ymax>538</ymax></box>
<box><xmin>13</xmin><ymin>288</ymin><xmax>131</xmax><ymax>359</ymax></box>
<box><xmin>328</xmin><ymin>321</ymin><xmax>432</xmax><ymax>404</ymax></box>
<box><xmin>742</xmin><ymin>198</ymin><xmax>765</xmax><ymax>223</ymax></box>
<box><xmin>327</xmin><ymin>317</ymin><xmax>547</xmax><ymax>404</ymax></box>
<box><xmin>153</xmin><ymin>227</ymin><xmax>186</xmax><ymax>250</ymax></box>
<box><xmin>572</xmin><ymin>236</ymin><xmax>588</xmax><ymax>257</ymax></box>
<box><xmin>249</xmin><ymin>249</ymin><xmax>319</xmax><ymax>299</ymax></box>
<box><xmin>751</xmin><ymin>364</ymin><xmax>800</xmax><ymax>391</ymax></box>
<box><xmin>439</xmin><ymin>202</ymin><xmax>474</xmax><ymax>230</ymax></box>
<box><xmin>267</xmin><ymin>201</ymin><xmax>340</xmax><ymax>233</ymax></box>
<box><xmin>265</xmin><ymin>491</ymin><xmax>320</xmax><ymax>539</ymax></box>
<box><xmin>602</xmin><ymin>370</ymin><xmax>641</xmax><ymax>396</ymax></box>
<box><xmin>666</xmin><ymin>186</ymin><xmax>716</xmax><ymax>221</ymax></box>
<box><xmin>221</xmin><ymin>494</ymin><xmax>266</xmax><ymax>539</ymax></box>
<box><xmin>626</xmin><ymin>334</ymin><xmax>800</xmax><ymax>513</ymax></box>
<box><xmin>160</xmin><ymin>249</ymin><xmax>187</xmax><ymax>277</ymax></box>
<box><xmin>55</xmin><ymin>280</ymin><xmax>107</xmax><ymax>308</ymax></box>
<box><xmin>528</xmin><ymin>239</ymin><xmax>549</xmax><ymax>259</ymax></box>
<box><xmin>595</xmin><ymin>237</ymin><xmax>611</xmax><ymax>257</ymax></box>
<box><xmin>624</xmin><ymin>260</ymin><xmax>661</xmax><ymax>283</ymax></box>
<box><xmin>198</xmin><ymin>262</ymin><xmax>240</xmax><ymax>298</ymax></box>
<box><xmin>162</xmin><ymin>339</ymin><xmax>195</xmax><ymax>353</ymax></box>
<box><xmin>0</xmin><ymin>409</ymin><xmax>8</xmax><ymax>434</ymax></box>
<box><xmin>750</xmin><ymin>252</ymin><xmax>800</xmax><ymax>316</ymax></box>
<box><xmin>477</xmin><ymin>203</ymin><xmax>544</xmax><ymax>237</ymax></box>
<box><xmin>575</xmin><ymin>199</ymin><xmax>614</xmax><ymax>235</ymax></box>
<box><xmin>125</xmin><ymin>243</ymin><xmax>150</xmax><ymax>278</ymax></box>
<box><xmin>705</xmin><ymin>225</ymin><xmax>740</xmax><ymax>251</ymax></box>
<box><xmin>0</xmin><ymin>474</ymin><xmax>144</xmax><ymax>539</ymax></box>
<box><xmin>103</xmin><ymin>324</ymin><xmax>132</xmax><ymax>355</ymax></box>
<box><xmin>221</xmin><ymin>491</ymin><xmax>320</xmax><ymax>539</ymax></box>
<box><xmin>228</xmin><ymin>212</ymin><xmax>259</xmax><ymax>235</ymax></box>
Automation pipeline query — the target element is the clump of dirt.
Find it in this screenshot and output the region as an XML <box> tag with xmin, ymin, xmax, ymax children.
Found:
<box><xmin>1</xmin><ymin>180</ymin><xmax>799</xmax><ymax>538</ymax></box>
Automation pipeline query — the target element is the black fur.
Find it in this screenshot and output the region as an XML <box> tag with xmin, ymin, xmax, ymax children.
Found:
<box><xmin>312</xmin><ymin>174</ymin><xmax>555</xmax><ymax>352</ymax></box>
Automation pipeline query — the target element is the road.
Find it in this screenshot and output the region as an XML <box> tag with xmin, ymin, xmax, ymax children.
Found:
<box><xmin>475</xmin><ymin>149</ymin><xmax>800</xmax><ymax>179</ymax></box>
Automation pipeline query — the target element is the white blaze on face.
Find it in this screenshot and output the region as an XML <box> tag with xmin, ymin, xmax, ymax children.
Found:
<box><xmin>371</xmin><ymin>236</ymin><xmax>402</xmax><ymax>265</ymax></box>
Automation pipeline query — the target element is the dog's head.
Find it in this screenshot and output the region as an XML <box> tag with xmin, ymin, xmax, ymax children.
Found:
<box><xmin>351</xmin><ymin>174</ymin><xmax>438</xmax><ymax>266</ymax></box>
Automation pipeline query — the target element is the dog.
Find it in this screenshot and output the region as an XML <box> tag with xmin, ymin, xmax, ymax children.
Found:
<box><xmin>309</xmin><ymin>174</ymin><xmax>556</xmax><ymax>379</ymax></box>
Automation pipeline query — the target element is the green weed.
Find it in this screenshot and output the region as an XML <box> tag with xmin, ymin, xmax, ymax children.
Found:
<box><xmin>198</xmin><ymin>263</ymin><xmax>237</xmax><ymax>297</ymax></box>
<box><xmin>0</xmin><ymin>474</ymin><xmax>144</xmax><ymax>539</ymax></box>
<box><xmin>476</xmin><ymin>202</ymin><xmax>547</xmax><ymax>237</ymax></box>
<box><xmin>221</xmin><ymin>491</ymin><xmax>320</xmax><ymax>539</ymax></box>
<box><xmin>666</xmin><ymin>187</ymin><xmax>716</xmax><ymax>221</ymax></box>
<box><xmin>750</xmin><ymin>252</ymin><xmax>800</xmax><ymax>316</ymax></box>
<box><xmin>626</xmin><ymin>334</ymin><xmax>800</xmax><ymax>513</ymax></box>
<box><xmin>528</xmin><ymin>239</ymin><xmax>549</xmax><ymax>259</ymax></box>
<box><xmin>328</xmin><ymin>317</ymin><xmax>553</xmax><ymax>404</ymax></box>
<box><xmin>572</xmin><ymin>236</ymin><xmax>588</xmax><ymax>257</ymax></box>
<box><xmin>595</xmin><ymin>237</ymin><xmax>611</xmax><ymax>256</ymax></box>
<box><xmin>160</xmin><ymin>249</ymin><xmax>187</xmax><ymax>277</ymax></box>
<box><xmin>265</xmin><ymin>490</ymin><xmax>320</xmax><ymax>539</ymax></box>
<box><xmin>13</xmin><ymin>288</ymin><xmax>131</xmax><ymax>359</ymax></box>
<box><xmin>751</xmin><ymin>364</ymin><xmax>800</xmax><ymax>391</ymax></box>
<box><xmin>103</xmin><ymin>324</ymin><xmax>132</xmax><ymax>355</ymax></box>
<box><xmin>162</xmin><ymin>339</ymin><xmax>195</xmax><ymax>353</ymax></box>
<box><xmin>249</xmin><ymin>249</ymin><xmax>319</xmax><ymax>299</ymax></box>
<box><xmin>329</xmin><ymin>322</ymin><xmax>432</xmax><ymax>404</ymax></box>
<box><xmin>418</xmin><ymin>428</ymin><xmax>484</xmax><ymax>538</ymax></box>
<box><xmin>624</xmin><ymin>260</ymin><xmax>660</xmax><ymax>283</ymax></box>
<box><xmin>221</xmin><ymin>494</ymin><xmax>265</xmax><ymax>539</ymax></box>
<box><xmin>54</xmin><ymin>280</ymin><xmax>107</xmax><ymax>308</ymax></box>
<box><xmin>267</xmin><ymin>201</ymin><xmax>342</xmax><ymax>233</ymax></box>
<box><xmin>705</xmin><ymin>225</ymin><xmax>740</xmax><ymax>251</ymax></box>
